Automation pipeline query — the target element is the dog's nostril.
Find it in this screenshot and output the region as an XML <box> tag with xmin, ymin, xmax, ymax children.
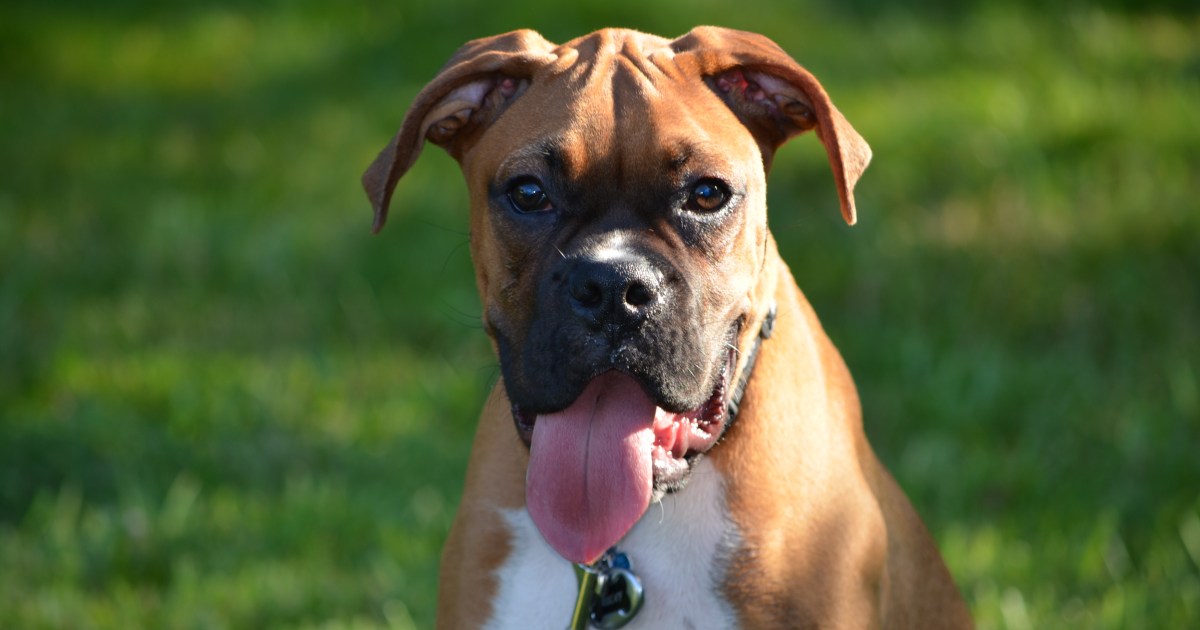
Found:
<box><xmin>570</xmin><ymin>279</ymin><xmax>604</xmax><ymax>308</ymax></box>
<box><xmin>625</xmin><ymin>281</ymin><xmax>653</xmax><ymax>308</ymax></box>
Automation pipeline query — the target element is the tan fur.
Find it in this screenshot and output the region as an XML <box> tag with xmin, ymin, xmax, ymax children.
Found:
<box><xmin>715</xmin><ymin>237</ymin><xmax>971</xmax><ymax>627</ymax></box>
<box><xmin>436</xmin><ymin>387</ymin><xmax>525</xmax><ymax>628</ymax></box>
<box><xmin>364</xmin><ymin>26</ymin><xmax>972</xmax><ymax>629</ymax></box>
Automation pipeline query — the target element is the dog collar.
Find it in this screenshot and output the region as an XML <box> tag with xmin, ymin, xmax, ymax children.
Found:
<box><xmin>725</xmin><ymin>302</ymin><xmax>777</xmax><ymax>424</ymax></box>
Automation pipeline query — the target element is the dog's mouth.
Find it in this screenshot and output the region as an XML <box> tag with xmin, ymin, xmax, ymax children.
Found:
<box><xmin>512</xmin><ymin>347</ymin><xmax>733</xmax><ymax>482</ymax></box>
<box><xmin>510</xmin><ymin>334</ymin><xmax>737</xmax><ymax>565</ymax></box>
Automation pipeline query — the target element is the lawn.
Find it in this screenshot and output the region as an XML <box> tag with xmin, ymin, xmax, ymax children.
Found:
<box><xmin>1</xmin><ymin>1</ymin><xmax>1197</xmax><ymax>628</ymax></box>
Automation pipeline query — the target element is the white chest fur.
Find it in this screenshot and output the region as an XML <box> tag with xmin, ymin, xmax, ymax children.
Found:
<box><xmin>482</xmin><ymin>458</ymin><xmax>740</xmax><ymax>629</ymax></box>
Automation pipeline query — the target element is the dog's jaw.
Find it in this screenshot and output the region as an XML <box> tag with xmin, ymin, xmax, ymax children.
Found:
<box><xmin>518</xmin><ymin>331</ymin><xmax>738</xmax><ymax>564</ymax></box>
<box><xmin>511</xmin><ymin>321</ymin><xmax>738</xmax><ymax>497</ymax></box>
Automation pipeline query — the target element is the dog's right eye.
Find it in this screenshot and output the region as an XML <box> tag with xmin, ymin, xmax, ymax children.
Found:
<box><xmin>685</xmin><ymin>179</ymin><xmax>731</xmax><ymax>213</ymax></box>
<box><xmin>506</xmin><ymin>179</ymin><xmax>553</xmax><ymax>214</ymax></box>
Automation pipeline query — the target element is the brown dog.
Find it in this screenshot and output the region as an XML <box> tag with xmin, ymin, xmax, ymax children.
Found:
<box><xmin>364</xmin><ymin>26</ymin><xmax>971</xmax><ymax>629</ymax></box>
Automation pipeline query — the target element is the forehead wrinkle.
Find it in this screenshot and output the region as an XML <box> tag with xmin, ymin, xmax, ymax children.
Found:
<box><xmin>614</xmin><ymin>46</ymin><xmax>666</xmax><ymax>98</ymax></box>
<box><xmin>662</xmin><ymin>138</ymin><xmax>748</xmax><ymax>184</ymax></box>
<box><xmin>667</xmin><ymin>147</ymin><xmax>692</xmax><ymax>172</ymax></box>
<box><xmin>495</xmin><ymin>138</ymin><xmax>568</xmax><ymax>179</ymax></box>
<box><xmin>539</xmin><ymin>142</ymin><xmax>566</xmax><ymax>174</ymax></box>
<box><xmin>517</xmin><ymin>30</ymin><xmax>754</xmax><ymax>185</ymax></box>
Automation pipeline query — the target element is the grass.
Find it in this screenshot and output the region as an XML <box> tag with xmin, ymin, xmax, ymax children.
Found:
<box><xmin>1</xmin><ymin>0</ymin><xmax>1198</xmax><ymax>627</ymax></box>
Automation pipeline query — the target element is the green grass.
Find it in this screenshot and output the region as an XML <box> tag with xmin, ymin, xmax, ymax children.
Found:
<box><xmin>2</xmin><ymin>1</ymin><xmax>1198</xmax><ymax>627</ymax></box>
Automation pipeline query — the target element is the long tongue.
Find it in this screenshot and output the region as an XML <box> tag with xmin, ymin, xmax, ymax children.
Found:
<box><xmin>526</xmin><ymin>371</ymin><xmax>655</xmax><ymax>564</ymax></box>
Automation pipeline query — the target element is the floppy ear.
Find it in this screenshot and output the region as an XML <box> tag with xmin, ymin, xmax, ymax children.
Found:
<box><xmin>672</xmin><ymin>26</ymin><xmax>871</xmax><ymax>225</ymax></box>
<box><xmin>362</xmin><ymin>30</ymin><xmax>557</xmax><ymax>233</ymax></box>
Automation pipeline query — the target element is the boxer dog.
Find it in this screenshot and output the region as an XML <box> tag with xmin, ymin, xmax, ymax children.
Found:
<box><xmin>363</xmin><ymin>26</ymin><xmax>971</xmax><ymax>629</ymax></box>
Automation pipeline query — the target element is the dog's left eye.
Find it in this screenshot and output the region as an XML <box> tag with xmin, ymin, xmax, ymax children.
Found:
<box><xmin>686</xmin><ymin>179</ymin><xmax>731</xmax><ymax>213</ymax></box>
<box><xmin>506</xmin><ymin>179</ymin><xmax>553</xmax><ymax>214</ymax></box>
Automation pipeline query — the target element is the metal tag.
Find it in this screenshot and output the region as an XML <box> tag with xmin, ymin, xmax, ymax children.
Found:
<box><xmin>570</xmin><ymin>564</ymin><xmax>601</xmax><ymax>630</ymax></box>
<box><xmin>589</xmin><ymin>566</ymin><xmax>644</xmax><ymax>628</ymax></box>
<box><xmin>569</xmin><ymin>548</ymin><xmax>645</xmax><ymax>630</ymax></box>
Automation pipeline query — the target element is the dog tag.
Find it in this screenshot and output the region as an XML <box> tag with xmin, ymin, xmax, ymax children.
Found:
<box><xmin>570</xmin><ymin>564</ymin><xmax>601</xmax><ymax>630</ymax></box>
<box><xmin>589</xmin><ymin>566</ymin><xmax>644</xmax><ymax>628</ymax></box>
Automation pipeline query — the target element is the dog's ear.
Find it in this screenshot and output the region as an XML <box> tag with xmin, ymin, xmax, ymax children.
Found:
<box><xmin>672</xmin><ymin>27</ymin><xmax>871</xmax><ymax>225</ymax></box>
<box><xmin>363</xmin><ymin>30</ymin><xmax>557</xmax><ymax>233</ymax></box>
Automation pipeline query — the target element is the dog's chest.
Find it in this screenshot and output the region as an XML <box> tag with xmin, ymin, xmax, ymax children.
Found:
<box><xmin>483</xmin><ymin>459</ymin><xmax>741</xmax><ymax>629</ymax></box>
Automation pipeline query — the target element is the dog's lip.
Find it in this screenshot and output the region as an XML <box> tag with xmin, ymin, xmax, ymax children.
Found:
<box><xmin>649</xmin><ymin>347</ymin><xmax>733</xmax><ymax>487</ymax></box>
<box><xmin>513</xmin><ymin>404</ymin><xmax>537</xmax><ymax>444</ymax></box>
<box><xmin>510</xmin><ymin>339</ymin><xmax>736</xmax><ymax>487</ymax></box>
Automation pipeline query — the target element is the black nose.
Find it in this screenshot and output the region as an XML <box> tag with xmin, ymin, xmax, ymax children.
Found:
<box><xmin>566</xmin><ymin>255</ymin><xmax>662</xmax><ymax>330</ymax></box>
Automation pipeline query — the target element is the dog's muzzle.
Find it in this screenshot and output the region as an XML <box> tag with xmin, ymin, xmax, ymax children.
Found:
<box><xmin>506</xmin><ymin>248</ymin><xmax>742</xmax><ymax>565</ymax></box>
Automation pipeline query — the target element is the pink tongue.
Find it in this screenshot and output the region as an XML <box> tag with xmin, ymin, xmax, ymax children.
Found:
<box><xmin>526</xmin><ymin>371</ymin><xmax>656</xmax><ymax>564</ymax></box>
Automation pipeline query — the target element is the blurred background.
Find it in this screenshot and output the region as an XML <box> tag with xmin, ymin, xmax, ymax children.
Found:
<box><xmin>2</xmin><ymin>0</ymin><xmax>1197</xmax><ymax>627</ymax></box>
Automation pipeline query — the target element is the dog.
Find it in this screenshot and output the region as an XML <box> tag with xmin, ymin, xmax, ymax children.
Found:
<box><xmin>363</xmin><ymin>26</ymin><xmax>972</xmax><ymax>629</ymax></box>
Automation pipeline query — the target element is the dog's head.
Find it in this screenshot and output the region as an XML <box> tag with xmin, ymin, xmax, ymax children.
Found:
<box><xmin>363</xmin><ymin>27</ymin><xmax>869</xmax><ymax>564</ymax></box>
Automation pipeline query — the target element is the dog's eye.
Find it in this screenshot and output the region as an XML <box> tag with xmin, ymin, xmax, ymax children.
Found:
<box><xmin>686</xmin><ymin>179</ymin><xmax>730</xmax><ymax>213</ymax></box>
<box><xmin>507</xmin><ymin>179</ymin><xmax>553</xmax><ymax>214</ymax></box>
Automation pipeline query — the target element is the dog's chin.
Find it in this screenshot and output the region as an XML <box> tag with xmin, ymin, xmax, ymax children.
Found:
<box><xmin>511</xmin><ymin>335</ymin><xmax>737</xmax><ymax>497</ymax></box>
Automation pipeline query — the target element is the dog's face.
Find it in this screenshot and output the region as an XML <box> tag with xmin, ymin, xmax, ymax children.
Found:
<box><xmin>464</xmin><ymin>58</ymin><xmax>767</xmax><ymax>432</ymax></box>
<box><xmin>363</xmin><ymin>27</ymin><xmax>869</xmax><ymax>564</ymax></box>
